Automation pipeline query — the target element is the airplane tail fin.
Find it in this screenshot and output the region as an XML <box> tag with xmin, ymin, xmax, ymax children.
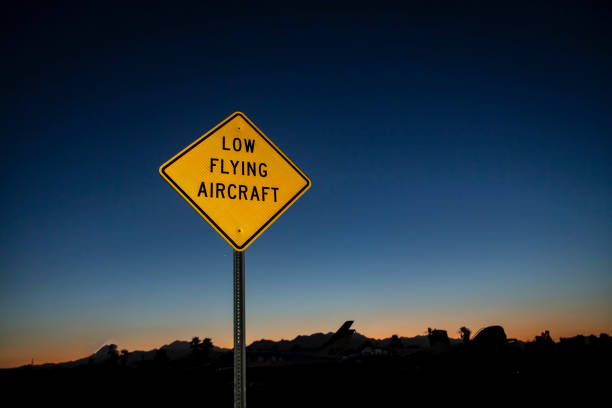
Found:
<box><xmin>316</xmin><ymin>320</ymin><xmax>355</xmax><ymax>358</ymax></box>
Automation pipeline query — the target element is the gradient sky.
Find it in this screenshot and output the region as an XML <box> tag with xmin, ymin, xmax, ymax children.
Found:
<box><xmin>2</xmin><ymin>2</ymin><xmax>611</xmax><ymax>368</ymax></box>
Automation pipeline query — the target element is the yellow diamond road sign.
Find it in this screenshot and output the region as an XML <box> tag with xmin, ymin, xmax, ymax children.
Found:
<box><xmin>159</xmin><ymin>112</ymin><xmax>311</xmax><ymax>251</ymax></box>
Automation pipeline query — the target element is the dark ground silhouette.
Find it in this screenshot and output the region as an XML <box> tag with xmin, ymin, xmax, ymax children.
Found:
<box><xmin>2</xmin><ymin>326</ymin><xmax>611</xmax><ymax>406</ymax></box>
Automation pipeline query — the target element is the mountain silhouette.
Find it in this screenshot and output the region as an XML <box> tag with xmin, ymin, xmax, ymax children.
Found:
<box><xmin>3</xmin><ymin>324</ymin><xmax>611</xmax><ymax>407</ymax></box>
<box><xmin>19</xmin><ymin>329</ymin><xmax>463</xmax><ymax>369</ymax></box>
<box><xmin>19</xmin><ymin>321</ymin><xmax>557</xmax><ymax>371</ymax></box>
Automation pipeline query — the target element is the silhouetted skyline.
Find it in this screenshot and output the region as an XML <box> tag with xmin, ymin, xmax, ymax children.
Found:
<box><xmin>2</xmin><ymin>2</ymin><xmax>611</xmax><ymax>368</ymax></box>
<box><xmin>5</xmin><ymin>322</ymin><xmax>610</xmax><ymax>406</ymax></box>
<box><xmin>9</xmin><ymin>321</ymin><xmax>610</xmax><ymax>369</ymax></box>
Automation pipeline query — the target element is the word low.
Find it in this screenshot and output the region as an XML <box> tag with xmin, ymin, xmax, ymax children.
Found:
<box><xmin>197</xmin><ymin>136</ymin><xmax>280</xmax><ymax>202</ymax></box>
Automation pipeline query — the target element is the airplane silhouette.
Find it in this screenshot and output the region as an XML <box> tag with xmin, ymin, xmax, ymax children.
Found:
<box><xmin>247</xmin><ymin>321</ymin><xmax>355</xmax><ymax>366</ymax></box>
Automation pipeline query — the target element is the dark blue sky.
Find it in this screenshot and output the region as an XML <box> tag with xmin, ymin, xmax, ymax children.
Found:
<box><xmin>1</xmin><ymin>2</ymin><xmax>611</xmax><ymax>367</ymax></box>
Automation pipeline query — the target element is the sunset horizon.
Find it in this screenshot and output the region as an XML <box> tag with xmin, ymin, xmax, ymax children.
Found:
<box><xmin>2</xmin><ymin>5</ymin><xmax>611</xmax><ymax>404</ymax></box>
<box><xmin>3</xmin><ymin>317</ymin><xmax>610</xmax><ymax>369</ymax></box>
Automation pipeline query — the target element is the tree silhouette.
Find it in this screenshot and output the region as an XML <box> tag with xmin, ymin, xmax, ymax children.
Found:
<box><xmin>390</xmin><ymin>335</ymin><xmax>403</xmax><ymax>356</ymax></box>
<box><xmin>190</xmin><ymin>336</ymin><xmax>201</xmax><ymax>357</ymax></box>
<box><xmin>202</xmin><ymin>337</ymin><xmax>213</xmax><ymax>352</ymax></box>
<box><xmin>460</xmin><ymin>327</ymin><xmax>471</xmax><ymax>344</ymax></box>
<box><xmin>154</xmin><ymin>348</ymin><xmax>168</xmax><ymax>365</ymax></box>
<box><xmin>391</xmin><ymin>335</ymin><xmax>403</xmax><ymax>348</ymax></box>
<box><xmin>201</xmin><ymin>338</ymin><xmax>213</xmax><ymax>362</ymax></box>
<box><xmin>536</xmin><ymin>330</ymin><xmax>554</xmax><ymax>345</ymax></box>
<box><xmin>120</xmin><ymin>349</ymin><xmax>129</xmax><ymax>366</ymax></box>
<box><xmin>107</xmin><ymin>344</ymin><xmax>119</xmax><ymax>366</ymax></box>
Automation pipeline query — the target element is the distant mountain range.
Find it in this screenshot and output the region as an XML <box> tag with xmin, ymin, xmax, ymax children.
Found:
<box><xmin>24</xmin><ymin>330</ymin><xmax>462</xmax><ymax>369</ymax></box>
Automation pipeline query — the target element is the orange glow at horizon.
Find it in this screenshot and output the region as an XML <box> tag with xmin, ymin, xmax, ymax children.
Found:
<box><xmin>2</xmin><ymin>315</ymin><xmax>611</xmax><ymax>369</ymax></box>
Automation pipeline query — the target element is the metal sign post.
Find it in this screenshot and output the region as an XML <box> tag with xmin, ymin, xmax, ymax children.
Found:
<box><xmin>233</xmin><ymin>250</ymin><xmax>246</xmax><ymax>408</ymax></box>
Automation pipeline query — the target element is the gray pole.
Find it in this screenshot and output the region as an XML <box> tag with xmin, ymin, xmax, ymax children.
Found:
<box><xmin>233</xmin><ymin>250</ymin><xmax>246</xmax><ymax>408</ymax></box>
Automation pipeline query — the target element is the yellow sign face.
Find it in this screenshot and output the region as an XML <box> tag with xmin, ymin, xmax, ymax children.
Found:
<box><xmin>159</xmin><ymin>112</ymin><xmax>311</xmax><ymax>251</ymax></box>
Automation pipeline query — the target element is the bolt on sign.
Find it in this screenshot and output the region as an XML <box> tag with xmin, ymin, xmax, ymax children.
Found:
<box><xmin>159</xmin><ymin>112</ymin><xmax>311</xmax><ymax>251</ymax></box>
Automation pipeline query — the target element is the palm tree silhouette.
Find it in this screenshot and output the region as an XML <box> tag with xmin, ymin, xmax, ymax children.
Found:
<box><xmin>460</xmin><ymin>327</ymin><xmax>471</xmax><ymax>344</ymax></box>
